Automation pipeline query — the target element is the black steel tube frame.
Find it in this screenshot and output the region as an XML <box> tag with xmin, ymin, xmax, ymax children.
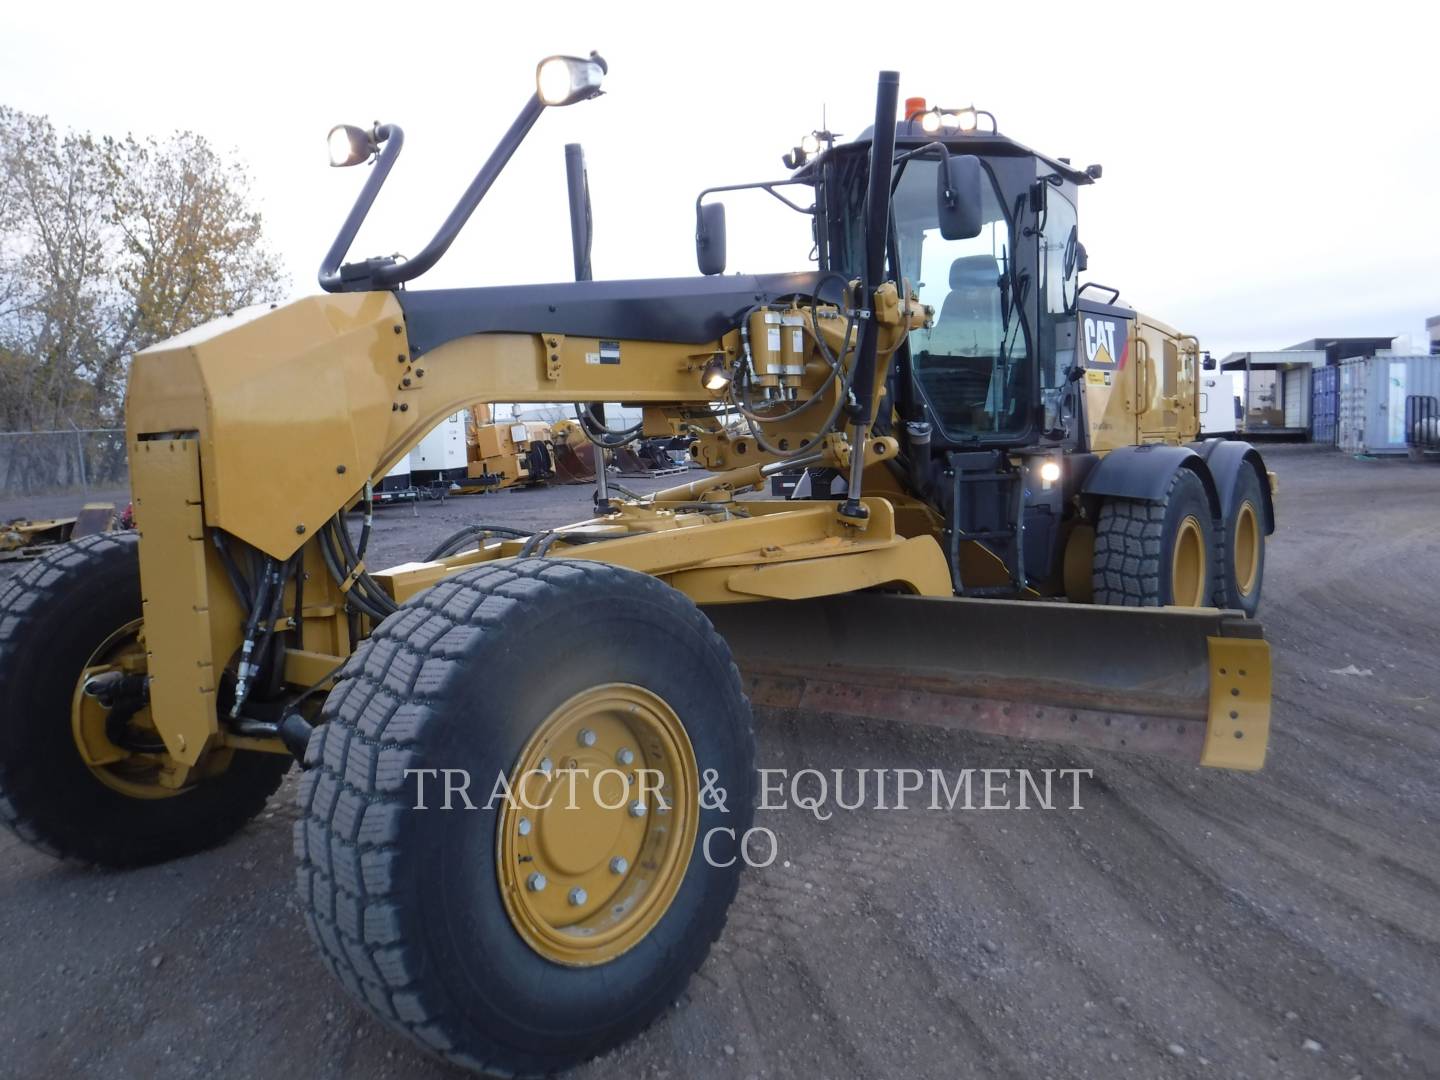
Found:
<box><xmin>317</xmin><ymin>124</ymin><xmax>405</xmax><ymax>292</ymax></box>
<box><xmin>565</xmin><ymin>143</ymin><xmax>593</xmax><ymax>282</ymax></box>
<box><xmin>840</xmin><ymin>70</ymin><xmax>900</xmax><ymax>518</ymax></box>
<box><xmin>319</xmin><ymin>94</ymin><xmax>548</xmax><ymax>293</ymax></box>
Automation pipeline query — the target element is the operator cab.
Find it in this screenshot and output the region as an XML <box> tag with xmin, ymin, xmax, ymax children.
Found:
<box><xmin>796</xmin><ymin>108</ymin><xmax>1098</xmax><ymax>452</ymax></box>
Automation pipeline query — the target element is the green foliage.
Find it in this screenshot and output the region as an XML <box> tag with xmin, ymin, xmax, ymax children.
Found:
<box><xmin>0</xmin><ymin>107</ymin><xmax>286</xmax><ymax>430</ymax></box>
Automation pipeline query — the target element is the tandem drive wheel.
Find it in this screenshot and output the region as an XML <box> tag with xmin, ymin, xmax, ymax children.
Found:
<box><xmin>1091</xmin><ymin>469</ymin><xmax>1220</xmax><ymax>608</ymax></box>
<box><xmin>295</xmin><ymin>559</ymin><xmax>756</xmax><ymax>1076</ymax></box>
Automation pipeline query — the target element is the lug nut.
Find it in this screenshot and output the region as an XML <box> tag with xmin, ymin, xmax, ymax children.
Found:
<box><xmin>527</xmin><ymin>872</ymin><xmax>547</xmax><ymax>892</ymax></box>
<box><xmin>568</xmin><ymin>887</ymin><xmax>588</xmax><ymax>906</ymax></box>
<box><xmin>518</xmin><ymin>817</ymin><xmax>532</xmax><ymax>836</ymax></box>
<box><xmin>615</xmin><ymin>747</ymin><xmax>635</xmax><ymax>766</ymax></box>
<box><xmin>578</xmin><ymin>728</ymin><xmax>597</xmax><ymax>748</ymax></box>
<box><xmin>628</xmin><ymin>801</ymin><xmax>647</xmax><ymax>818</ymax></box>
<box><xmin>610</xmin><ymin>856</ymin><xmax>628</xmax><ymax>875</ymax></box>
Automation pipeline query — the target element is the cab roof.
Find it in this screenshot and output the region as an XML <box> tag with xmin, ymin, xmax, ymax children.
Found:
<box><xmin>795</xmin><ymin>122</ymin><xmax>1095</xmax><ymax>187</ymax></box>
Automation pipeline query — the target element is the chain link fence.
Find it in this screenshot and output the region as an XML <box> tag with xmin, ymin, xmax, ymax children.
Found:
<box><xmin>0</xmin><ymin>428</ymin><xmax>129</xmax><ymax>510</ymax></box>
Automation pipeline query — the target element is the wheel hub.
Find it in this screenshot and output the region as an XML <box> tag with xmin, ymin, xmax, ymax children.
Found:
<box><xmin>70</xmin><ymin>618</ymin><xmax>185</xmax><ymax>799</ymax></box>
<box><xmin>497</xmin><ymin>683</ymin><xmax>698</xmax><ymax>966</ymax></box>
<box><xmin>1234</xmin><ymin>500</ymin><xmax>1260</xmax><ymax>597</ymax></box>
<box><xmin>1171</xmin><ymin>515</ymin><xmax>1207</xmax><ymax>607</ymax></box>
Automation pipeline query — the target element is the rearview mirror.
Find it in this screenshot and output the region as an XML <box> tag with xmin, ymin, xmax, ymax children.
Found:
<box><xmin>1202</xmin><ymin>352</ymin><xmax>1216</xmax><ymax>371</ymax></box>
<box><xmin>937</xmin><ymin>156</ymin><xmax>983</xmax><ymax>241</ymax></box>
<box><xmin>696</xmin><ymin>202</ymin><xmax>726</xmax><ymax>276</ymax></box>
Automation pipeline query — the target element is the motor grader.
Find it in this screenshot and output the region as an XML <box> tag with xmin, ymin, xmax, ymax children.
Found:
<box><xmin>0</xmin><ymin>54</ymin><xmax>1274</xmax><ymax>1076</ymax></box>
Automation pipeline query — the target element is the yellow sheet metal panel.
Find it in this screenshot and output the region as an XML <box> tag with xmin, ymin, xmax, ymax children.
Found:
<box><xmin>1200</xmin><ymin>635</ymin><xmax>1271</xmax><ymax>770</ymax></box>
<box><xmin>127</xmin><ymin>293</ymin><xmax>405</xmax><ymax>559</ymax></box>
<box><xmin>128</xmin><ymin>437</ymin><xmax>217</xmax><ymax>766</ymax></box>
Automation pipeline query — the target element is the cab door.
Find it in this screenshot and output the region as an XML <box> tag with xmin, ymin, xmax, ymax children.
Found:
<box><xmin>1134</xmin><ymin>318</ymin><xmax>1195</xmax><ymax>444</ymax></box>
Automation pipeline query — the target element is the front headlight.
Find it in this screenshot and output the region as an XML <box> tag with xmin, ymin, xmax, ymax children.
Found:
<box><xmin>327</xmin><ymin>124</ymin><xmax>376</xmax><ymax>168</ymax></box>
<box><xmin>536</xmin><ymin>54</ymin><xmax>607</xmax><ymax>106</ymax></box>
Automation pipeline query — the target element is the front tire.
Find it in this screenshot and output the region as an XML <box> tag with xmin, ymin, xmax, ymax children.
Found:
<box><xmin>1092</xmin><ymin>468</ymin><xmax>1219</xmax><ymax>607</ymax></box>
<box><xmin>0</xmin><ymin>532</ymin><xmax>291</xmax><ymax>866</ymax></box>
<box><xmin>295</xmin><ymin>558</ymin><xmax>755</xmax><ymax>1076</ymax></box>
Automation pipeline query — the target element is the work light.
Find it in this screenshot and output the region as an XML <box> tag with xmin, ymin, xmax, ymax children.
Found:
<box><xmin>328</xmin><ymin>124</ymin><xmax>376</xmax><ymax>168</ymax></box>
<box><xmin>700</xmin><ymin>355</ymin><xmax>731</xmax><ymax>392</ymax></box>
<box><xmin>536</xmin><ymin>54</ymin><xmax>607</xmax><ymax>106</ymax></box>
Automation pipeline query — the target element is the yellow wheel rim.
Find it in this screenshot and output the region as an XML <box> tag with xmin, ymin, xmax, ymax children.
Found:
<box><xmin>1171</xmin><ymin>515</ymin><xmax>1207</xmax><ymax>608</ymax></box>
<box><xmin>70</xmin><ymin>619</ymin><xmax>183</xmax><ymax>800</ymax></box>
<box><xmin>497</xmin><ymin>683</ymin><xmax>698</xmax><ymax>966</ymax></box>
<box><xmin>1233</xmin><ymin>500</ymin><xmax>1260</xmax><ymax>597</ymax></box>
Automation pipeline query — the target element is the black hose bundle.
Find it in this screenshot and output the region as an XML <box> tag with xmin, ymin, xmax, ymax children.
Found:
<box><xmin>425</xmin><ymin>523</ymin><xmax>530</xmax><ymax>562</ymax></box>
<box><xmin>574</xmin><ymin>404</ymin><xmax>643</xmax><ymax>448</ymax></box>
<box><xmin>319</xmin><ymin>513</ymin><xmax>399</xmax><ymax>623</ymax></box>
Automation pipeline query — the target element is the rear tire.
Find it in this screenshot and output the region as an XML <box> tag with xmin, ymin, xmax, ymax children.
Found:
<box><xmin>1092</xmin><ymin>469</ymin><xmax>1218</xmax><ymax>607</ymax></box>
<box><xmin>0</xmin><ymin>533</ymin><xmax>291</xmax><ymax>866</ymax></box>
<box><xmin>295</xmin><ymin>558</ymin><xmax>755</xmax><ymax>1076</ymax></box>
<box><xmin>1217</xmin><ymin>465</ymin><xmax>1266</xmax><ymax>616</ymax></box>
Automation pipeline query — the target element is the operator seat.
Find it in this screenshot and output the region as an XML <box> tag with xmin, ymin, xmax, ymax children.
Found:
<box><xmin>916</xmin><ymin>256</ymin><xmax>1005</xmax><ymax>425</ymax></box>
<box><xmin>928</xmin><ymin>255</ymin><xmax>1004</xmax><ymax>357</ymax></box>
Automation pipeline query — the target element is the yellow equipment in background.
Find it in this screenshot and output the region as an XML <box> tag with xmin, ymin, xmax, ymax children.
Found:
<box><xmin>464</xmin><ymin>403</ymin><xmax>556</xmax><ymax>489</ymax></box>
<box><xmin>0</xmin><ymin>55</ymin><xmax>1276</xmax><ymax>1078</ymax></box>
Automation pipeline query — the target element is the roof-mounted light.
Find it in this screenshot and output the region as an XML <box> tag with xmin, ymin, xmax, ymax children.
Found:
<box><xmin>910</xmin><ymin>105</ymin><xmax>995</xmax><ymax>137</ymax></box>
<box><xmin>782</xmin><ymin>129</ymin><xmax>836</xmax><ymax>170</ymax></box>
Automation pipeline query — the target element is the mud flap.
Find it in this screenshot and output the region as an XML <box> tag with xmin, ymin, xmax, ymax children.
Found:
<box><xmin>705</xmin><ymin>594</ymin><xmax>1270</xmax><ymax>771</ymax></box>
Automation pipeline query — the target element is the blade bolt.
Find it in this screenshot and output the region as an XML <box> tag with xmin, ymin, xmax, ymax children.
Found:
<box><xmin>568</xmin><ymin>887</ymin><xmax>588</xmax><ymax>906</ymax></box>
<box><xmin>527</xmin><ymin>872</ymin><xmax>547</xmax><ymax>892</ymax></box>
<box><xmin>615</xmin><ymin>747</ymin><xmax>635</xmax><ymax>766</ymax></box>
<box><xmin>578</xmin><ymin>729</ymin><xmax>597</xmax><ymax>748</ymax></box>
<box><xmin>628</xmin><ymin>801</ymin><xmax>647</xmax><ymax>818</ymax></box>
<box><xmin>609</xmin><ymin>856</ymin><xmax>628</xmax><ymax>875</ymax></box>
<box><xmin>518</xmin><ymin>817</ymin><xmax>532</xmax><ymax>836</ymax></box>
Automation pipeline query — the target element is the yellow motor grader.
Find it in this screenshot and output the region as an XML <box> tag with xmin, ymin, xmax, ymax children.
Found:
<box><xmin>0</xmin><ymin>54</ymin><xmax>1274</xmax><ymax>1076</ymax></box>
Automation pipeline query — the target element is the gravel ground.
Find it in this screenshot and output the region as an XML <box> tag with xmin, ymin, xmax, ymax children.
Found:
<box><xmin>1</xmin><ymin>444</ymin><xmax>1438</xmax><ymax>1079</ymax></box>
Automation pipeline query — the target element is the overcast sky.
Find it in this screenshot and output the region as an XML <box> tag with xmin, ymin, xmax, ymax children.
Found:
<box><xmin>4</xmin><ymin>0</ymin><xmax>1436</xmax><ymax>357</ymax></box>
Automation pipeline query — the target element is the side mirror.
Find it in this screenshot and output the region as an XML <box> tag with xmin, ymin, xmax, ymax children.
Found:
<box><xmin>696</xmin><ymin>202</ymin><xmax>726</xmax><ymax>276</ymax></box>
<box><xmin>1202</xmin><ymin>352</ymin><xmax>1216</xmax><ymax>371</ymax></box>
<box><xmin>937</xmin><ymin>155</ymin><xmax>983</xmax><ymax>241</ymax></box>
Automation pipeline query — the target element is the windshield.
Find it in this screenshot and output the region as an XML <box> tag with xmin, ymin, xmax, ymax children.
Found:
<box><xmin>893</xmin><ymin>158</ymin><xmax>1029</xmax><ymax>439</ymax></box>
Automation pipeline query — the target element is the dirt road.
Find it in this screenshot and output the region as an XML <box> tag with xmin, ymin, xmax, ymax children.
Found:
<box><xmin>2</xmin><ymin>446</ymin><xmax>1437</xmax><ymax>1079</ymax></box>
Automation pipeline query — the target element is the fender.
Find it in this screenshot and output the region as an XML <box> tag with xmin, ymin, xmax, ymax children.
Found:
<box><xmin>1187</xmin><ymin>438</ymin><xmax>1276</xmax><ymax>534</ymax></box>
<box><xmin>1081</xmin><ymin>443</ymin><xmax>1222</xmax><ymax>520</ymax></box>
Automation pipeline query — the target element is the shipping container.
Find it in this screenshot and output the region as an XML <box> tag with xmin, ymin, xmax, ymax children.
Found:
<box><xmin>1337</xmin><ymin>355</ymin><xmax>1440</xmax><ymax>454</ymax></box>
<box><xmin>1310</xmin><ymin>365</ymin><xmax>1338</xmax><ymax>445</ymax></box>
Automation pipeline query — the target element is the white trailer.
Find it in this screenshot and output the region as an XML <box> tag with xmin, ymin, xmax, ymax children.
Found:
<box><xmin>1198</xmin><ymin>371</ymin><xmax>1242</xmax><ymax>435</ymax></box>
<box><xmin>410</xmin><ymin>413</ymin><xmax>468</xmax><ymax>486</ymax></box>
